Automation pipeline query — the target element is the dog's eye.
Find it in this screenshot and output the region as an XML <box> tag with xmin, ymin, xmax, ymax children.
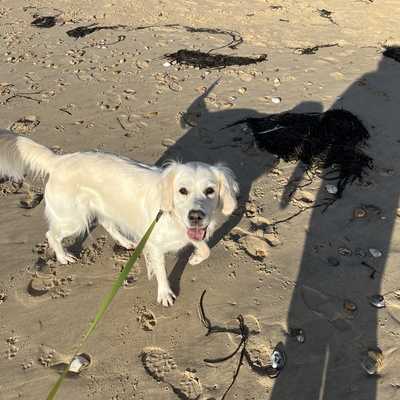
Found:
<box><xmin>204</xmin><ymin>187</ymin><xmax>215</xmax><ymax>196</ymax></box>
<box><xmin>179</xmin><ymin>187</ymin><xmax>189</xmax><ymax>195</ymax></box>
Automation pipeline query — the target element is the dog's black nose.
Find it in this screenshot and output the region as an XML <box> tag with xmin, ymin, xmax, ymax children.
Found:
<box><xmin>188</xmin><ymin>209</ymin><xmax>205</xmax><ymax>224</ymax></box>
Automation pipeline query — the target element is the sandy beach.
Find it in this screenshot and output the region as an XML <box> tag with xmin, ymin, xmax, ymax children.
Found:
<box><xmin>1</xmin><ymin>1</ymin><xmax>400</xmax><ymax>399</ymax></box>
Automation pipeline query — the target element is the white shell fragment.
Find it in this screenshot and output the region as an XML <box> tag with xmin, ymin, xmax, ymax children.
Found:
<box><xmin>271</xmin><ymin>96</ymin><xmax>281</xmax><ymax>104</ymax></box>
<box><xmin>361</xmin><ymin>349</ymin><xmax>384</xmax><ymax>375</ymax></box>
<box><xmin>369</xmin><ymin>248</ymin><xmax>382</xmax><ymax>258</ymax></box>
<box><xmin>368</xmin><ymin>294</ymin><xmax>385</xmax><ymax>308</ymax></box>
<box><xmin>325</xmin><ymin>184</ymin><xmax>338</xmax><ymax>194</ymax></box>
<box><xmin>68</xmin><ymin>353</ymin><xmax>91</xmax><ymax>373</ymax></box>
<box><xmin>271</xmin><ymin>350</ymin><xmax>285</xmax><ymax>370</ymax></box>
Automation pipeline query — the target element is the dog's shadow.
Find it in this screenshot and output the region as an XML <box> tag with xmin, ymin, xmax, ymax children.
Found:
<box><xmin>157</xmin><ymin>80</ymin><xmax>323</xmax><ymax>296</ymax></box>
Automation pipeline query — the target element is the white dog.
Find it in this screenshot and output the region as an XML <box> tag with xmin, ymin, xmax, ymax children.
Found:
<box><xmin>0</xmin><ymin>129</ymin><xmax>238</xmax><ymax>306</ymax></box>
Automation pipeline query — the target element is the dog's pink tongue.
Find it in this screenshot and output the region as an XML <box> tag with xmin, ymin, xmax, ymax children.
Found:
<box><xmin>187</xmin><ymin>227</ymin><xmax>206</xmax><ymax>241</ymax></box>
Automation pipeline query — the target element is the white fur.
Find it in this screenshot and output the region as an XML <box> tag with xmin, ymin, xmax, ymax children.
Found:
<box><xmin>0</xmin><ymin>130</ymin><xmax>239</xmax><ymax>306</ymax></box>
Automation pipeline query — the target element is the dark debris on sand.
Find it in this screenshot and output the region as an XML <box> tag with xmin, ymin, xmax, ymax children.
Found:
<box><xmin>164</xmin><ymin>50</ymin><xmax>267</xmax><ymax>69</ymax></box>
<box><xmin>66</xmin><ymin>24</ymin><xmax>128</xmax><ymax>38</ymax></box>
<box><xmin>295</xmin><ymin>43</ymin><xmax>338</xmax><ymax>55</ymax></box>
<box><xmin>383</xmin><ymin>46</ymin><xmax>400</xmax><ymax>63</ymax></box>
<box><xmin>227</xmin><ymin>109</ymin><xmax>373</xmax><ymax>197</ymax></box>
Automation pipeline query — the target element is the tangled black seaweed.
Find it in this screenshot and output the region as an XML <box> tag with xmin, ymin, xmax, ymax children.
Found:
<box><xmin>199</xmin><ymin>290</ymin><xmax>283</xmax><ymax>399</ymax></box>
<box><xmin>199</xmin><ymin>290</ymin><xmax>249</xmax><ymax>400</ymax></box>
<box><xmin>227</xmin><ymin>109</ymin><xmax>373</xmax><ymax>197</ymax></box>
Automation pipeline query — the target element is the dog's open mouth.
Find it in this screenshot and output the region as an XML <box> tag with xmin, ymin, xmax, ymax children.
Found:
<box><xmin>187</xmin><ymin>227</ymin><xmax>207</xmax><ymax>241</ymax></box>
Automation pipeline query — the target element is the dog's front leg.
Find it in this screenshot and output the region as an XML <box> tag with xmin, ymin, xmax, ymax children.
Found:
<box><xmin>189</xmin><ymin>241</ymin><xmax>210</xmax><ymax>265</ymax></box>
<box><xmin>145</xmin><ymin>246</ymin><xmax>176</xmax><ymax>306</ymax></box>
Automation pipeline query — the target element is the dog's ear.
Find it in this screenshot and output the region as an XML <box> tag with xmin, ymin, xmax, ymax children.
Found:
<box><xmin>160</xmin><ymin>162</ymin><xmax>178</xmax><ymax>212</ymax></box>
<box><xmin>213</xmin><ymin>164</ymin><xmax>239</xmax><ymax>216</ymax></box>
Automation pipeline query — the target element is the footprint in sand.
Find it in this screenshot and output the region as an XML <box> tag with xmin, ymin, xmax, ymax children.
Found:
<box><xmin>301</xmin><ymin>285</ymin><xmax>356</xmax><ymax>331</ymax></box>
<box><xmin>142</xmin><ymin>347</ymin><xmax>202</xmax><ymax>400</ymax></box>
<box><xmin>137</xmin><ymin>308</ymin><xmax>157</xmax><ymax>331</ymax></box>
<box><xmin>228</xmin><ymin>314</ymin><xmax>276</xmax><ymax>373</ymax></box>
<box><xmin>19</xmin><ymin>192</ymin><xmax>43</xmax><ymax>209</ymax></box>
<box><xmin>10</xmin><ymin>115</ymin><xmax>40</xmax><ymax>134</ymax></box>
<box><xmin>79</xmin><ymin>236</ymin><xmax>107</xmax><ymax>264</ymax></box>
<box><xmin>0</xmin><ymin>179</ymin><xmax>22</xmax><ymax>196</ymax></box>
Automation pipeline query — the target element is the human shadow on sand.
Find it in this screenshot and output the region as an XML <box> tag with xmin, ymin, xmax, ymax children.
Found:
<box><xmin>268</xmin><ymin>54</ymin><xmax>400</xmax><ymax>400</ymax></box>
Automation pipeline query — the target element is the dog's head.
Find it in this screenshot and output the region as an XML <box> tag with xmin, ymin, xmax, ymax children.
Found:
<box><xmin>160</xmin><ymin>162</ymin><xmax>239</xmax><ymax>241</ymax></box>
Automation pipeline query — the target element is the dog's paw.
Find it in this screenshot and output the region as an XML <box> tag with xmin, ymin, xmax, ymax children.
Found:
<box><xmin>188</xmin><ymin>253</ymin><xmax>207</xmax><ymax>265</ymax></box>
<box><xmin>157</xmin><ymin>287</ymin><xmax>176</xmax><ymax>307</ymax></box>
<box><xmin>57</xmin><ymin>252</ymin><xmax>78</xmax><ymax>265</ymax></box>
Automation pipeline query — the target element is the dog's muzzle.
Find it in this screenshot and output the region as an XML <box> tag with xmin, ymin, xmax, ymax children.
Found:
<box><xmin>187</xmin><ymin>210</ymin><xmax>207</xmax><ymax>241</ymax></box>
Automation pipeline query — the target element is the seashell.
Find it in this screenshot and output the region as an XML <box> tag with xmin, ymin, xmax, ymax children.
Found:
<box><xmin>325</xmin><ymin>184</ymin><xmax>338</xmax><ymax>194</ymax></box>
<box><xmin>369</xmin><ymin>248</ymin><xmax>382</xmax><ymax>258</ymax></box>
<box><xmin>271</xmin><ymin>96</ymin><xmax>281</xmax><ymax>104</ymax></box>
<box><xmin>68</xmin><ymin>353</ymin><xmax>91</xmax><ymax>373</ymax></box>
<box><xmin>368</xmin><ymin>294</ymin><xmax>385</xmax><ymax>308</ymax></box>
<box><xmin>361</xmin><ymin>348</ymin><xmax>383</xmax><ymax>375</ymax></box>
<box><xmin>271</xmin><ymin>349</ymin><xmax>286</xmax><ymax>370</ymax></box>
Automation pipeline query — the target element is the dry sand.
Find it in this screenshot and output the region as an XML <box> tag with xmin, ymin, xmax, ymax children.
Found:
<box><xmin>1</xmin><ymin>1</ymin><xmax>400</xmax><ymax>399</ymax></box>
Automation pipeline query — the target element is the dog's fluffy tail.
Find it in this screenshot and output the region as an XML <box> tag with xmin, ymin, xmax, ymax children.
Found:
<box><xmin>0</xmin><ymin>129</ymin><xmax>57</xmax><ymax>181</ymax></box>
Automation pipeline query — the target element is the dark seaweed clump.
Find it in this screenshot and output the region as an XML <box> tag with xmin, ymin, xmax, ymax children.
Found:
<box><xmin>227</xmin><ymin>109</ymin><xmax>373</xmax><ymax>196</ymax></box>
<box><xmin>164</xmin><ymin>50</ymin><xmax>267</xmax><ymax>69</ymax></box>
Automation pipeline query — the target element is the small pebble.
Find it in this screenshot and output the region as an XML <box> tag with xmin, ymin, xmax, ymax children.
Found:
<box><xmin>343</xmin><ymin>299</ymin><xmax>357</xmax><ymax>314</ymax></box>
<box><xmin>271</xmin><ymin>96</ymin><xmax>281</xmax><ymax>104</ymax></box>
<box><xmin>353</xmin><ymin>208</ymin><xmax>367</xmax><ymax>219</ymax></box>
<box><xmin>163</xmin><ymin>61</ymin><xmax>171</xmax><ymax>67</ymax></box>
